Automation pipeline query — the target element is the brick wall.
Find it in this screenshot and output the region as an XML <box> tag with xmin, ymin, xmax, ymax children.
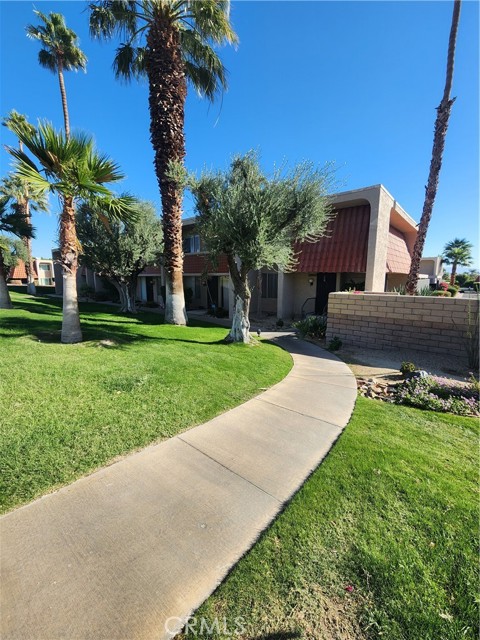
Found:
<box><xmin>326</xmin><ymin>292</ymin><xmax>478</xmax><ymax>356</ymax></box>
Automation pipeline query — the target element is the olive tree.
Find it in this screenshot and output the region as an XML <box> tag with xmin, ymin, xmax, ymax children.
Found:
<box><xmin>77</xmin><ymin>201</ymin><xmax>163</xmax><ymax>313</ymax></box>
<box><xmin>186</xmin><ymin>152</ymin><xmax>335</xmax><ymax>343</ymax></box>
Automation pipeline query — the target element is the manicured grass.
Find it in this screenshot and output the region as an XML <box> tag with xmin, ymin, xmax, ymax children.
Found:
<box><xmin>0</xmin><ymin>293</ymin><xmax>292</xmax><ymax>513</ymax></box>
<box><xmin>182</xmin><ymin>397</ymin><xmax>479</xmax><ymax>640</ymax></box>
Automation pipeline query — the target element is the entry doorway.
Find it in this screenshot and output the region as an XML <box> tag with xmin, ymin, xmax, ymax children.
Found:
<box><xmin>146</xmin><ymin>278</ymin><xmax>155</xmax><ymax>302</ymax></box>
<box><xmin>315</xmin><ymin>273</ymin><xmax>337</xmax><ymax>314</ymax></box>
<box><xmin>207</xmin><ymin>276</ymin><xmax>219</xmax><ymax>309</ymax></box>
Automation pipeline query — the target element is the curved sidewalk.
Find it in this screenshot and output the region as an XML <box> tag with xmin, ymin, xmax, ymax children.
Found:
<box><xmin>1</xmin><ymin>334</ymin><xmax>357</xmax><ymax>640</ymax></box>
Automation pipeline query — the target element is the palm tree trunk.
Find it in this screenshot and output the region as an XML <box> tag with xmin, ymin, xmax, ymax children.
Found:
<box><xmin>22</xmin><ymin>200</ymin><xmax>36</xmax><ymax>295</ymax></box>
<box><xmin>450</xmin><ymin>262</ymin><xmax>457</xmax><ymax>285</ymax></box>
<box><xmin>406</xmin><ymin>0</ymin><xmax>461</xmax><ymax>295</ymax></box>
<box><xmin>0</xmin><ymin>252</ymin><xmax>13</xmax><ymax>309</ymax></box>
<box><xmin>57</xmin><ymin>60</ymin><xmax>70</xmax><ymax>138</ymax></box>
<box><xmin>59</xmin><ymin>197</ymin><xmax>82</xmax><ymax>343</ymax></box>
<box><xmin>146</xmin><ymin>14</ymin><xmax>187</xmax><ymax>326</ymax></box>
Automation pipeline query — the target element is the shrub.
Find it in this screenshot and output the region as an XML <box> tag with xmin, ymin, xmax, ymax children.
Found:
<box><xmin>447</xmin><ymin>286</ymin><xmax>458</xmax><ymax>297</ymax></box>
<box><xmin>400</xmin><ymin>361</ymin><xmax>416</xmax><ymax>376</ymax></box>
<box><xmin>432</xmin><ymin>290</ymin><xmax>452</xmax><ymax>297</ymax></box>
<box><xmin>293</xmin><ymin>315</ymin><xmax>327</xmax><ymax>339</ymax></box>
<box><xmin>93</xmin><ymin>291</ymin><xmax>113</xmax><ymax>302</ymax></box>
<box><xmin>328</xmin><ymin>336</ymin><xmax>342</xmax><ymax>351</ymax></box>
<box><xmin>276</xmin><ymin>318</ymin><xmax>284</xmax><ymax>328</ymax></box>
<box><xmin>394</xmin><ymin>375</ymin><xmax>479</xmax><ymax>416</ymax></box>
<box><xmin>79</xmin><ymin>284</ymin><xmax>95</xmax><ymax>299</ymax></box>
<box><xmin>439</xmin><ymin>281</ymin><xmax>449</xmax><ymax>291</ymax></box>
<box><xmin>417</xmin><ymin>285</ymin><xmax>435</xmax><ymax>296</ymax></box>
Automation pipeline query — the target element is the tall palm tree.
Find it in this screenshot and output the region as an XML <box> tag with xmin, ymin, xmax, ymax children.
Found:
<box><xmin>0</xmin><ymin>197</ymin><xmax>35</xmax><ymax>309</ymax></box>
<box><xmin>406</xmin><ymin>0</ymin><xmax>462</xmax><ymax>294</ymax></box>
<box><xmin>4</xmin><ymin>115</ymin><xmax>138</xmax><ymax>343</ymax></box>
<box><xmin>26</xmin><ymin>10</ymin><xmax>87</xmax><ymax>138</ymax></box>
<box><xmin>1</xmin><ymin>111</ymin><xmax>45</xmax><ymax>295</ymax></box>
<box><xmin>89</xmin><ymin>0</ymin><xmax>237</xmax><ymax>325</ymax></box>
<box><xmin>442</xmin><ymin>238</ymin><xmax>473</xmax><ymax>285</ymax></box>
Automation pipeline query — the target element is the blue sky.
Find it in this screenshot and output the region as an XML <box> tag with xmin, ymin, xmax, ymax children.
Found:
<box><xmin>1</xmin><ymin>0</ymin><xmax>478</xmax><ymax>268</ymax></box>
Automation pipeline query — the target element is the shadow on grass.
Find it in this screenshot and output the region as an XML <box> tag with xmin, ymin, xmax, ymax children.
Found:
<box><xmin>1</xmin><ymin>296</ymin><xmax>231</xmax><ymax>348</ymax></box>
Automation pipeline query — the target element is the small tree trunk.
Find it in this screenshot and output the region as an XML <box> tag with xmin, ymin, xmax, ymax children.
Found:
<box><xmin>225</xmin><ymin>253</ymin><xmax>252</xmax><ymax>343</ymax></box>
<box><xmin>0</xmin><ymin>254</ymin><xmax>12</xmax><ymax>309</ymax></box>
<box><xmin>117</xmin><ymin>281</ymin><xmax>137</xmax><ymax>313</ymax></box>
<box><xmin>406</xmin><ymin>0</ymin><xmax>461</xmax><ymax>295</ymax></box>
<box><xmin>57</xmin><ymin>61</ymin><xmax>70</xmax><ymax>139</ymax></box>
<box><xmin>227</xmin><ymin>288</ymin><xmax>251</xmax><ymax>343</ymax></box>
<box><xmin>59</xmin><ymin>197</ymin><xmax>82</xmax><ymax>343</ymax></box>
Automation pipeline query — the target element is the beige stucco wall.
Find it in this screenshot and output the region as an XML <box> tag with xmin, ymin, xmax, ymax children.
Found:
<box><xmin>326</xmin><ymin>292</ymin><xmax>477</xmax><ymax>359</ymax></box>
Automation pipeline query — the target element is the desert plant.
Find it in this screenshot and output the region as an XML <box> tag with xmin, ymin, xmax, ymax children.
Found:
<box><xmin>327</xmin><ymin>336</ymin><xmax>342</xmax><ymax>351</ymax></box>
<box><xmin>400</xmin><ymin>361</ymin><xmax>417</xmax><ymax>377</ymax></box>
<box><xmin>417</xmin><ymin>285</ymin><xmax>435</xmax><ymax>296</ymax></box>
<box><xmin>394</xmin><ymin>375</ymin><xmax>478</xmax><ymax>416</ymax></box>
<box><xmin>432</xmin><ymin>290</ymin><xmax>452</xmax><ymax>297</ymax></box>
<box><xmin>294</xmin><ymin>315</ymin><xmax>327</xmax><ymax>339</ymax></box>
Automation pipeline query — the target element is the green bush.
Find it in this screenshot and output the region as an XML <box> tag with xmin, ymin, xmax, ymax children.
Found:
<box><xmin>432</xmin><ymin>290</ymin><xmax>452</xmax><ymax>297</ymax></box>
<box><xmin>400</xmin><ymin>361</ymin><xmax>416</xmax><ymax>376</ymax></box>
<box><xmin>417</xmin><ymin>285</ymin><xmax>435</xmax><ymax>296</ymax></box>
<box><xmin>327</xmin><ymin>336</ymin><xmax>342</xmax><ymax>351</ymax></box>
<box><xmin>79</xmin><ymin>284</ymin><xmax>95</xmax><ymax>299</ymax></box>
<box><xmin>447</xmin><ymin>286</ymin><xmax>458</xmax><ymax>297</ymax></box>
<box><xmin>293</xmin><ymin>315</ymin><xmax>327</xmax><ymax>339</ymax></box>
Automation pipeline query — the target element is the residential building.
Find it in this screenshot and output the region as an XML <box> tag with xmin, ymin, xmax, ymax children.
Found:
<box><xmin>7</xmin><ymin>258</ymin><xmax>55</xmax><ymax>287</ymax></box>
<box><xmin>51</xmin><ymin>184</ymin><xmax>419</xmax><ymax>319</ymax></box>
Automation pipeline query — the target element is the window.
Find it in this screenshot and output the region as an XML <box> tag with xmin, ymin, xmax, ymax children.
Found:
<box><xmin>261</xmin><ymin>273</ymin><xmax>278</xmax><ymax>299</ymax></box>
<box><xmin>39</xmin><ymin>263</ymin><xmax>50</xmax><ymax>271</ymax></box>
<box><xmin>183</xmin><ymin>234</ymin><xmax>200</xmax><ymax>254</ymax></box>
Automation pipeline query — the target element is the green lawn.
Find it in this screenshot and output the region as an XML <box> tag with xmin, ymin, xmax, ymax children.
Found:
<box><xmin>0</xmin><ymin>293</ymin><xmax>292</xmax><ymax>513</ymax></box>
<box><xmin>182</xmin><ymin>397</ymin><xmax>479</xmax><ymax>640</ymax></box>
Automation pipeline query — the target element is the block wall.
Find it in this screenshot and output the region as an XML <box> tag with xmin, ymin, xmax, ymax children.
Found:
<box><xmin>326</xmin><ymin>292</ymin><xmax>478</xmax><ymax>356</ymax></box>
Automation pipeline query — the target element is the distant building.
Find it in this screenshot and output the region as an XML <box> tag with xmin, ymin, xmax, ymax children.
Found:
<box><xmin>7</xmin><ymin>258</ymin><xmax>55</xmax><ymax>286</ymax></box>
<box><xmin>419</xmin><ymin>256</ymin><xmax>443</xmax><ymax>288</ymax></box>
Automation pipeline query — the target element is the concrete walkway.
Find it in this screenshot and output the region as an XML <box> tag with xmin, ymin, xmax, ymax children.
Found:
<box><xmin>1</xmin><ymin>335</ymin><xmax>357</xmax><ymax>640</ymax></box>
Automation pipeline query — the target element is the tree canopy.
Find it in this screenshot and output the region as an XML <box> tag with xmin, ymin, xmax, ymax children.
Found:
<box><xmin>187</xmin><ymin>151</ymin><xmax>335</xmax><ymax>342</ymax></box>
<box><xmin>77</xmin><ymin>200</ymin><xmax>163</xmax><ymax>312</ymax></box>
<box><xmin>442</xmin><ymin>237</ymin><xmax>473</xmax><ymax>284</ymax></box>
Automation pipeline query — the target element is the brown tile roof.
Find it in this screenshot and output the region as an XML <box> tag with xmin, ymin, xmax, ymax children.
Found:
<box><xmin>294</xmin><ymin>205</ymin><xmax>370</xmax><ymax>273</ymax></box>
<box><xmin>386</xmin><ymin>226</ymin><xmax>412</xmax><ymax>273</ymax></box>
<box><xmin>140</xmin><ymin>266</ymin><xmax>163</xmax><ymax>276</ymax></box>
<box><xmin>184</xmin><ymin>253</ymin><xmax>229</xmax><ymax>275</ymax></box>
<box><xmin>8</xmin><ymin>260</ymin><xmax>38</xmax><ymax>281</ymax></box>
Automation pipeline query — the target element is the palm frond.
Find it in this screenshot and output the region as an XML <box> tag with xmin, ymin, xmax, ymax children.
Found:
<box><xmin>113</xmin><ymin>42</ymin><xmax>146</xmax><ymax>80</ymax></box>
<box><xmin>86</xmin><ymin>193</ymin><xmax>140</xmax><ymax>223</ymax></box>
<box><xmin>89</xmin><ymin>1</ymin><xmax>140</xmax><ymax>40</ymax></box>
<box><xmin>0</xmin><ymin>200</ymin><xmax>36</xmax><ymax>239</ymax></box>
<box><xmin>186</xmin><ymin>0</ymin><xmax>238</xmax><ymax>46</ymax></box>
<box><xmin>181</xmin><ymin>28</ymin><xmax>227</xmax><ymax>99</ymax></box>
<box><xmin>27</xmin><ymin>10</ymin><xmax>87</xmax><ymax>73</ymax></box>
